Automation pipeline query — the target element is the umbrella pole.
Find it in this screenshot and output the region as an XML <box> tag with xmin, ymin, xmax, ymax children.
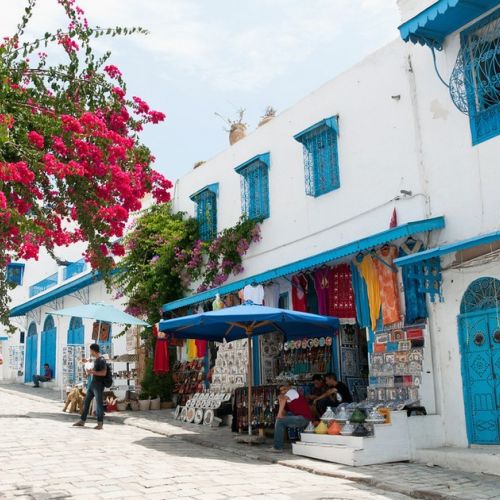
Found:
<box><xmin>247</xmin><ymin>328</ymin><xmax>253</xmax><ymax>436</ymax></box>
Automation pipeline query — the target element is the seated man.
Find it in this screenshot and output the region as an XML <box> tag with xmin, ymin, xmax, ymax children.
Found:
<box><xmin>33</xmin><ymin>363</ymin><xmax>53</xmax><ymax>388</ymax></box>
<box><xmin>313</xmin><ymin>373</ymin><xmax>353</xmax><ymax>415</ymax></box>
<box><xmin>306</xmin><ymin>374</ymin><xmax>326</xmax><ymax>402</ymax></box>
<box><xmin>271</xmin><ymin>384</ymin><xmax>313</xmax><ymax>453</ymax></box>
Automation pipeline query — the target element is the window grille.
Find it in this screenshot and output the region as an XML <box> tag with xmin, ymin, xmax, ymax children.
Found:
<box><xmin>190</xmin><ymin>184</ymin><xmax>218</xmax><ymax>241</ymax></box>
<box><xmin>450</xmin><ymin>8</ymin><xmax>500</xmax><ymax>144</ymax></box>
<box><xmin>29</xmin><ymin>272</ymin><xmax>58</xmax><ymax>297</ymax></box>
<box><xmin>294</xmin><ymin>117</ymin><xmax>340</xmax><ymax>197</ymax></box>
<box><xmin>235</xmin><ymin>154</ymin><xmax>270</xmax><ymax>220</ymax></box>
<box><xmin>6</xmin><ymin>263</ymin><xmax>25</xmax><ymax>286</ymax></box>
<box><xmin>460</xmin><ymin>277</ymin><xmax>500</xmax><ymax>314</ymax></box>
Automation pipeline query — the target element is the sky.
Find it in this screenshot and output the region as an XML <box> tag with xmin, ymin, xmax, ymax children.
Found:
<box><xmin>0</xmin><ymin>0</ymin><xmax>400</xmax><ymax>181</ymax></box>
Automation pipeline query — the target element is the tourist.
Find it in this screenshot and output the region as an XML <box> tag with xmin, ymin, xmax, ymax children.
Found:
<box><xmin>313</xmin><ymin>373</ymin><xmax>353</xmax><ymax>415</ymax></box>
<box><xmin>32</xmin><ymin>363</ymin><xmax>53</xmax><ymax>388</ymax></box>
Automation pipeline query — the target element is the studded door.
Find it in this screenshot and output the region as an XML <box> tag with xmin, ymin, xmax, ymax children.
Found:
<box><xmin>489</xmin><ymin>315</ymin><xmax>500</xmax><ymax>441</ymax></box>
<box><xmin>459</xmin><ymin>314</ymin><xmax>499</xmax><ymax>444</ymax></box>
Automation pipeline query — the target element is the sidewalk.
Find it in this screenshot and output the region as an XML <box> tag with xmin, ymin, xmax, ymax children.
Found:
<box><xmin>2</xmin><ymin>383</ymin><xmax>500</xmax><ymax>500</ymax></box>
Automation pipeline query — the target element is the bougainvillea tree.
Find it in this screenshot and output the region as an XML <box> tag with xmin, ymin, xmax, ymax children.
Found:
<box><xmin>0</xmin><ymin>0</ymin><xmax>171</xmax><ymax>328</ymax></box>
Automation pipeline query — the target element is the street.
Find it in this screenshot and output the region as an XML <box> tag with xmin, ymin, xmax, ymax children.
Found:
<box><xmin>0</xmin><ymin>390</ymin><xmax>410</xmax><ymax>500</ymax></box>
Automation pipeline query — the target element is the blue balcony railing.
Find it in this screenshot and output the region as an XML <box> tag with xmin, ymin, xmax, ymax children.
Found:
<box><xmin>63</xmin><ymin>259</ymin><xmax>87</xmax><ymax>281</ymax></box>
<box><xmin>29</xmin><ymin>272</ymin><xmax>58</xmax><ymax>297</ymax></box>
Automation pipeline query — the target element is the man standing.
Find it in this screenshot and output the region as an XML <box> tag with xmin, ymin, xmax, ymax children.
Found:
<box><xmin>73</xmin><ymin>343</ymin><xmax>107</xmax><ymax>430</ymax></box>
<box><xmin>33</xmin><ymin>363</ymin><xmax>53</xmax><ymax>388</ymax></box>
<box><xmin>313</xmin><ymin>373</ymin><xmax>353</xmax><ymax>415</ymax></box>
<box><xmin>271</xmin><ymin>384</ymin><xmax>313</xmax><ymax>453</ymax></box>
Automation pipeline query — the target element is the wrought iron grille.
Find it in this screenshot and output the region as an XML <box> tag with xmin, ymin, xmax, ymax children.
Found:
<box><xmin>460</xmin><ymin>277</ymin><xmax>500</xmax><ymax>314</ymax></box>
<box><xmin>450</xmin><ymin>8</ymin><xmax>500</xmax><ymax>143</ymax></box>
<box><xmin>299</xmin><ymin>124</ymin><xmax>339</xmax><ymax>197</ymax></box>
<box><xmin>238</xmin><ymin>159</ymin><xmax>270</xmax><ymax>219</ymax></box>
<box><xmin>193</xmin><ymin>189</ymin><xmax>217</xmax><ymax>241</ymax></box>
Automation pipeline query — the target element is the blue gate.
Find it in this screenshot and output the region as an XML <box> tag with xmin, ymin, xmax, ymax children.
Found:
<box><xmin>67</xmin><ymin>316</ymin><xmax>84</xmax><ymax>345</ymax></box>
<box><xmin>24</xmin><ymin>322</ymin><xmax>38</xmax><ymax>383</ymax></box>
<box><xmin>459</xmin><ymin>277</ymin><xmax>500</xmax><ymax>444</ymax></box>
<box><xmin>40</xmin><ymin>315</ymin><xmax>57</xmax><ymax>378</ymax></box>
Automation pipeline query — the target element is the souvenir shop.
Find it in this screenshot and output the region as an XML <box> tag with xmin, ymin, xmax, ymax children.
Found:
<box><xmin>164</xmin><ymin>223</ymin><xmax>442</xmax><ymax>463</ymax></box>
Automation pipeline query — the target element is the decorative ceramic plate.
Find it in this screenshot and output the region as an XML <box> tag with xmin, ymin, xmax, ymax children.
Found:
<box><xmin>186</xmin><ymin>407</ymin><xmax>196</xmax><ymax>423</ymax></box>
<box><xmin>301</xmin><ymin>339</ymin><xmax>308</xmax><ymax>349</ymax></box>
<box><xmin>203</xmin><ymin>409</ymin><xmax>214</xmax><ymax>425</ymax></box>
<box><xmin>313</xmin><ymin>338</ymin><xmax>320</xmax><ymax>347</ymax></box>
<box><xmin>319</xmin><ymin>337</ymin><xmax>325</xmax><ymax>347</ymax></box>
<box><xmin>295</xmin><ymin>340</ymin><xmax>301</xmax><ymax>349</ymax></box>
<box><xmin>326</xmin><ymin>337</ymin><xmax>333</xmax><ymax>346</ymax></box>
<box><xmin>180</xmin><ymin>407</ymin><xmax>187</xmax><ymax>421</ymax></box>
<box><xmin>194</xmin><ymin>408</ymin><xmax>204</xmax><ymax>424</ymax></box>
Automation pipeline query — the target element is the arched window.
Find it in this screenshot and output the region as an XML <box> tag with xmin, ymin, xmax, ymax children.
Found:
<box><xmin>43</xmin><ymin>315</ymin><xmax>55</xmax><ymax>331</ymax></box>
<box><xmin>28</xmin><ymin>322</ymin><xmax>37</xmax><ymax>337</ymax></box>
<box><xmin>68</xmin><ymin>316</ymin><xmax>84</xmax><ymax>345</ymax></box>
<box><xmin>69</xmin><ymin>316</ymin><xmax>83</xmax><ymax>330</ymax></box>
<box><xmin>460</xmin><ymin>277</ymin><xmax>500</xmax><ymax>314</ymax></box>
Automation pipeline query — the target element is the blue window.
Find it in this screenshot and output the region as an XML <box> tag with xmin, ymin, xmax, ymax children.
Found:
<box><xmin>190</xmin><ymin>184</ymin><xmax>218</xmax><ymax>241</ymax></box>
<box><xmin>460</xmin><ymin>8</ymin><xmax>500</xmax><ymax>145</ymax></box>
<box><xmin>29</xmin><ymin>272</ymin><xmax>58</xmax><ymax>297</ymax></box>
<box><xmin>6</xmin><ymin>263</ymin><xmax>25</xmax><ymax>286</ymax></box>
<box><xmin>63</xmin><ymin>258</ymin><xmax>87</xmax><ymax>281</ymax></box>
<box><xmin>294</xmin><ymin>117</ymin><xmax>340</xmax><ymax>197</ymax></box>
<box><xmin>235</xmin><ymin>153</ymin><xmax>270</xmax><ymax>220</ymax></box>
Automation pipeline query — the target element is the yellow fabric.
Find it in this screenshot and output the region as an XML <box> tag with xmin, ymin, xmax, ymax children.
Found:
<box><xmin>186</xmin><ymin>339</ymin><xmax>197</xmax><ymax>361</ymax></box>
<box><xmin>355</xmin><ymin>255</ymin><xmax>381</xmax><ymax>330</ymax></box>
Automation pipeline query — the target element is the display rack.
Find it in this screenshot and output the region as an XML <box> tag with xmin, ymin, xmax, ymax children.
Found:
<box><xmin>173</xmin><ymin>359</ymin><xmax>205</xmax><ymax>406</ymax></box>
<box><xmin>62</xmin><ymin>345</ymin><xmax>85</xmax><ymax>387</ymax></box>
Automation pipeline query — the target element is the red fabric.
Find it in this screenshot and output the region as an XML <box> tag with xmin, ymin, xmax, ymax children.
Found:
<box><xmin>291</xmin><ymin>274</ymin><xmax>308</xmax><ymax>312</ymax></box>
<box><xmin>195</xmin><ymin>339</ymin><xmax>207</xmax><ymax>358</ymax></box>
<box><xmin>389</xmin><ymin>207</ymin><xmax>398</xmax><ymax>228</ymax></box>
<box><xmin>313</xmin><ymin>268</ymin><xmax>331</xmax><ymax>315</ymax></box>
<box><xmin>328</xmin><ymin>264</ymin><xmax>356</xmax><ymax>319</ymax></box>
<box><xmin>153</xmin><ymin>325</ymin><xmax>170</xmax><ymax>373</ymax></box>
<box><xmin>287</xmin><ymin>395</ymin><xmax>313</xmax><ymax>420</ymax></box>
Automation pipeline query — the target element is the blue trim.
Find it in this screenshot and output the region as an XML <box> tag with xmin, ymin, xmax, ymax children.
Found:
<box><xmin>189</xmin><ymin>183</ymin><xmax>219</xmax><ymax>201</ymax></box>
<box><xmin>294</xmin><ymin>116</ymin><xmax>339</xmax><ymax>143</ymax></box>
<box><xmin>398</xmin><ymin>0</ymin><xmax>498</xmax><ymax>48</ymax></box>
<box><xmin>394</xmin><ymin>230</ymin><xmax>500</xmax><ymax>267</ymax></box>
<box><xmin>10</xmin><ymin>271</ymin><xmax>109</xmax><ymax>317</ymax></box>
<box><xmin>234</xmin><ymin>153</ymin><xmax>270</xmax><ymax>174</ymax></box>
<box><xmin>163</xmin><ymin>216</ymin><xmax>445</xmax><ymax>312</ymax></box>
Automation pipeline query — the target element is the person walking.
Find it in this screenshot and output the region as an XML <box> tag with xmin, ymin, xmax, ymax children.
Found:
<box><xmin>73</xmin><ymin>343</ymin><xmax>107</xmax><ymax>430</ymax></box>
<box><xmin>33</xmin><ymin>363</ymin><xmax>53</xmax><ymax>387</ymax></box>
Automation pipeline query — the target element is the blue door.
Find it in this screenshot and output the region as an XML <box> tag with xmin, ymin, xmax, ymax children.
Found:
<box><xmin>24</xmin><ymin>323</ymin><xmax>38</xmax><ymax>383</ymax></box>
<box><xmin>40</xmin><ymin>315</ymin><xmax>57</xmax><ymax>378</ymax></box>
<box><xmin>459</xmin><ymin>277</ymin><xmax>500</xmax><ymax>444</ymax></box>
<box><xmin>67</xmin><ymin>316</ymin><xmax>84</xmax><ymax>345</ymax></box>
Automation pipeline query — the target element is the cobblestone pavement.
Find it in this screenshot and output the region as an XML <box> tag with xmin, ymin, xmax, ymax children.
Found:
<box><xmin>0</xmin><ymin>389</ymin><xmax>409</xmax><ymax>500</ymax></box>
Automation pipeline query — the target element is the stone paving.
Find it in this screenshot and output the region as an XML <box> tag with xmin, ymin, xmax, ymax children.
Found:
<box><xmin>0</xmin><ymin>387</ymin><xmax>409</xmax><ymax>500</ymax></box>
<box><xmin>1</xmin><ymin>384</ymin><xmax>500</xmax><ymax>499</ymax></box>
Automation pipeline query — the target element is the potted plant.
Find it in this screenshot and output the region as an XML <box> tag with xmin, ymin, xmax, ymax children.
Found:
<box><xmin>215</xmin><ymin>108</ymin><xmax>248</xmax><ymax>145</ymax></box>
<box><xmin>138</xmin><ymin>391</ymin><xmax>150</xmax><ymax>411</ymax></box>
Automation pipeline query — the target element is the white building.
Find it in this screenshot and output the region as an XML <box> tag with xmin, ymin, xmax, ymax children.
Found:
<box><xmin>163</xmin><ymin>0</ymin><xmax>500</xmax><ymax>462</ymax></box>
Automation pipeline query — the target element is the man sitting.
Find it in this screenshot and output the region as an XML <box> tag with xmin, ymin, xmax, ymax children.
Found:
<box><xmin>271</xmin><ymin>383</ymin><xmax>313</xmax><ymax>453</ymax></box>
<box><xmin>306</xmin><ymin>374</ymin><xmax>326</xmax><ymax>415</ymax></box>
<box><xmin>33</xmin><ymin>363</ymin><xmax>53</xmax><ymax>388</ymax></box>
<box><xmin>313</xmin><ymin>373</ymin><xmax>353</xmax><ymax>415</ymax></box>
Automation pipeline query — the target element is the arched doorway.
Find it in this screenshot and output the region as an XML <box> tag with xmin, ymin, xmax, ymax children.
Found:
<box><xmin>458</xmin><ymin>277</ymin><xmax>500</xmax><ymax>444</ymax></box>
<box><xmin>67</xmin><ymin>316</ymin><xmax>84</xmax><ymax>345</ymax></box>
<box><xmin>25</xmin><ymin>322</ymin><xmax>38</xmax><ymax>383</ymax></box>
<box><xmin>40</xmin><ymin>315</ymin><xmax>57</xmax><ymax>378</ymax></box>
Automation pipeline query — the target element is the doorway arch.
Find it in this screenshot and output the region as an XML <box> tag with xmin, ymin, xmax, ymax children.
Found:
<box><xmin>67</xmin><ymin>316</ymin><xmax>84</xmax><ymax>345</ymax></box>
<box><xmin>458</xmin><ymin>277</ymin><xmax>500</xmax><ymax>444</ymax></box>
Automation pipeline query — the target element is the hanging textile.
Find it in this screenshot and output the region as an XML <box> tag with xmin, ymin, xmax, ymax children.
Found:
<box><xmin>374</xmin><ymin>245</ymin><xmax>402</xmax><ymax>326</ymax></box>
<box><xmin>354</xmin><ymin>255</ymin><xmax>381</xmax><ymax>331</ymax></box>
<box><xmin>350</xmin><ymin>263</ymin><xmax>370</xmax><ymax>328</ymax></box>
<box><xmin>186</xmin><ymin>339</ymin><xmax>198</xmax><ymax>361</ymax></box>
<box><xmin>195</xmin><ymin>339</ymin><xmax>207</xmax><ymax>358</ymax></box>
<box><xmin>243</xmin><ymin>284</ymin><xmax>264</xmax><ymax>304</ymax></box>
<box><xmin>264</xmin><ymin>282</ymin><xmax>281</xmax><ymax>308</ymax></box>
<box><xmin>153</xmin><ymin>325</ymin><xmax>170</xmax><ymax>374</ymax></box>
<box><xmin>291</xmin><ymin>274</ymin><xmax>308</xmax><ymax>312</ymax></box>
<box><xmin>328</xmin><ymin>264</ymin><xmax>356</xmax><ymax>321</ymax></box>
<box><xmin>313</xmin><ymin>268</ymin><xmax>331</xmax><ymax>315</ymax></box>
<box><xmin>399</xmin><ymin>239</ymin><xmax>428</xmax><ymax>324</ymax></box>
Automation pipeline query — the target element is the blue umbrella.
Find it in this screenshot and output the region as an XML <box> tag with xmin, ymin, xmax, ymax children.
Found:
<box><xmin>159</xmin><ymin>304</ymin><xmax>339</xmax><ymax>435</ymax></box>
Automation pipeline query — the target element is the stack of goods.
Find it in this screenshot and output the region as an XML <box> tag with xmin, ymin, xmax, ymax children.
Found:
<box><xmin>172</xmin><ymin>359</ymin><xmax>205</xmax><ymax>406</ymax></box>
<box><xmin>234</xmin><ymin>385</ymin><xmax>278</xmax><ymax>432</ymax></box>
<box><xmin>277</xmin><ymin>337</ymin><xmax>333</xmax><ymax>381</ymax></box>
<box><xmin>113</xmin><ymin>368</ymin><xmax>138</xmax><ymax>381</ymax></box>
<box><xmin>210</xmin><ymin>339</ymin><xmax>248</xmax><ymax>392</ymax></box>
<box><xmin>62</xmin><ymin>387</ymin><xmax>85</xmax><ymax>414</ymax></box>
<box><xmin>367</xmin><ymin>326</ymin><xmax>424</xmax><ymax>402</ymax></box>
<box><xmin>174</xmin><ymin>391</ymin><xmax>232</xmax><ymax>426</ymax></box>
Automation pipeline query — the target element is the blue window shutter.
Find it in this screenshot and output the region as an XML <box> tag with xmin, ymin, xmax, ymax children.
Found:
<box><xmin>459</xmin><ymin>8</ymin><xmax>500</xmax><ymax>145</ymax></box>
<box><xmin>6</xmin><ymin>263</ymin><xmax>25</xmax><ymax>286</ymax></box>
<box><xmin>190</xmin><ymin>184</ymin><xmax>218</xmax><ymax>241</ymax></box>
<box><xmin>294</xmin><ymin>117</ymin><xmax>340</xmax><ymax>197</ymax></box>
<box><xmin>235</xmin><ymin>153</ymin><xmax>270</xmax><ymax>220</ymax></box>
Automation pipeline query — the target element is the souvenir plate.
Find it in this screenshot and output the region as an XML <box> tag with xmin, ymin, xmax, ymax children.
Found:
<box><xmin>313</xmin><ymin>337</ymin><xmax>320</xmax><ymax>347</ymax></box>
<box><xmin>174</xmin><ymin>405</ymin><xmax>182</xmax><ymax>419</ymax></box>
<box><xmin>194</xmin><ymin>408</ymin><xmax>204</xmax><ymax>424</ymax></box>
<box><xmin>325</xmin><ymin>337</ymin><xmax>332</xmax><ymax>346</ymax></box>
<box><xmin>186</xmin><ymin>407</ymin><xmax>196</xmax><ymax>423</ymax></box>
<box><xmin>203</xmin><ymin>409</ymin><xmax>214</xmax><ymax>425</ymax></box>
<box><xmin>301</xmin><ymin>339</ymin><xmax>308</xmax><ymax>349</ymax></box>
<box><xmin>295</xmin><ymin>340</ymin><xmax>302</xmax><ymax>349</ymax></box>
<box><xmin>319</xmin><ymin>337</ymin><xmax>325</xmax><ymax>347</ymax></box>
<box><xmin>180</xmin><ymin>407</ymin><xmax>188</xmax><ymax>421</ymax></box>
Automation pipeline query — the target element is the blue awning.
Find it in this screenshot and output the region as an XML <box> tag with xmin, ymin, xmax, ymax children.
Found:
<box><xmin>398</xmin><ymin>0</ymin><xmax>499</xmax><ymax>48</ymax></box>
<box><xmin>162</xmin><ymin>216</ymin><xmax>445</xmax><ymax>312</ymax></box>
<box><xmin>394</xmin><ymin>230</ymin><xmax>500</xmax><ymax>266</ymax></box>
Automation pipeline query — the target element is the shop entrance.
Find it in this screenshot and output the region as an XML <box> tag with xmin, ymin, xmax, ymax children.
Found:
<box><xmin>25</xmin><ymin>322</ymin><xmax>38</xmax><ymax>383</ymax></box>
<box><xmin>458</xmin><ymin>277</ymin><xmax>500</xmax><ymax>444</ymax></box>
